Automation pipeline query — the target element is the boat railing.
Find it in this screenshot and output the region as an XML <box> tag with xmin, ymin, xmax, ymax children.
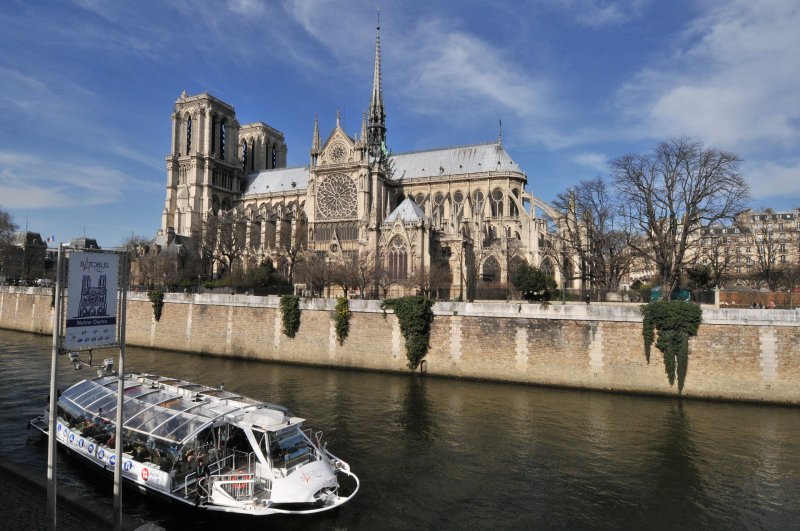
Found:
<box><xmin>209</xmin><ymin>473</ymin><xmax>255</xmax><ymax>501</ymax></box>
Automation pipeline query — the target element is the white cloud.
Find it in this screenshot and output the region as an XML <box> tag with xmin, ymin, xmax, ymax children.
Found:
<box><xmin>619</xmin><ymin>0</ymin><xmax>800</xmax><ymax>152</ymax></box>
<box><xmin>548</xmin><ymin>0</ymin><xmax>649</xmax><ymax>27</ymax></box>
<box><xmin>0</xmin><ymin>150</ymin><xmax>156</xmax><ymax>209</ymax></box>
<box><xmin>741</xmin><ymin>159</ymin><xmax>800</xmax><ymax>200</ymax></box>
<box><xmin>574</xmin><ymin>152</ymin><xmax>608</xmax><ymax>172</ymax></box>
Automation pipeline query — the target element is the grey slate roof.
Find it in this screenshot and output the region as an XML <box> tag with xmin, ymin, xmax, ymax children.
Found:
<box><xmin>241</xmin><ymin>141</ymin><xmax>522</xmax><ymax>197</ymax></box>
<box><xmin>390</xmin><ymin>142</ymin><xmax>521</xmax><ymax>181</ymax></box>
<box><xmin>383</xmin><ymin>197</ymin><xmax>426</xmax><ymax>223</ymax></box>
<box><xmin>243</xmin><ymin>166</ymin><xmax>309</xmax><ymax>196</ymax></box>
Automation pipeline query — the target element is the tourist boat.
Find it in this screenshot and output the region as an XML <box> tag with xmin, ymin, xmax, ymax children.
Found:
<box><xmin>29</xmin><ymin>373</ymin><xmax>359</xmax><ymax>515</ymax></box>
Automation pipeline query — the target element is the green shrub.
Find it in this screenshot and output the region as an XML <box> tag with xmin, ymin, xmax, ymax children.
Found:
<box><xmin>280</xmin><ymin>295</ymin><xmax>301</xmax><ymax>338</ymax></box>
<box><xmin>381</xmin><ymin>296</ymin><xmax>434</xmax><ymax>371</ymax></box>
<box><xmin>641</xmin><ymin>300</ymin><xmax>702</xmax><ymax>391</ymax></box>
<box><xmin>334</xmin><ymin>297</ymin><xmax>351</xmax><ymax>345</ymax></box>
<box><xmin>148</xmin><ymin>289</ymin><xmax>165</xmax><ymax>322</ymax></box>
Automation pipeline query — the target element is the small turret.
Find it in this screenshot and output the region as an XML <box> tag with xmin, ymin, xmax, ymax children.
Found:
<box><xmin>311</xmin><ymin>115</ymin><xmax>320</xmax><ymax>166</ymax></box>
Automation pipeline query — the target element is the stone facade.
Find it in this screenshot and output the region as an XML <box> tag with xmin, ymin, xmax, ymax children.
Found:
<box><xmin>156</xmin><ymin>24</ymin><xmax>555</xmax><ymax>297</ymax></box>
<box><xmin>3</xmin><ymin>286</ymin><xmax>798</xmax><ymax>404</ymax></box>
<box><xmin>0</xmin><ymin>232</ymin><xmax>47</xmax><ymax>282</ymax></box>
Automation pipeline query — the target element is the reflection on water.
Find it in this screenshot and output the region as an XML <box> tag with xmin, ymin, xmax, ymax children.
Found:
<box><xmin>1</xmin><ymin>329</ymin><xmax>800</xmax><ymax>529</ymax></box>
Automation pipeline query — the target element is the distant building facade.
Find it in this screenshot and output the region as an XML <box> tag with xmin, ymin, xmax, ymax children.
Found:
<box><xmin>157</xmin><ymin>24</ymin><xmax>556</xmax><ymax>298</ymax></box>
<box><xmin>697</xmin><ymin>207</ymin><xmax>800</xmax><ymax>286</ymax></box>
<box><xmin>0</xmin><ymin>231</ymin><xmax>47</xmax><ymax>282</ymax></box>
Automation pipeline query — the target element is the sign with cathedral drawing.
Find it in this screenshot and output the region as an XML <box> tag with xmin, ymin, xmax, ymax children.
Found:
<box><xmin>65</xmin><ymin>251</ymin><xmax>119</xmax><ymax>350</ymax></box>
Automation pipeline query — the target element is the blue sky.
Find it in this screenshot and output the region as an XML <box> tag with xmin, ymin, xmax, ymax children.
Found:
<box><xmin>1</xmin><ymin>0</ymin><xmax>798</xmax><ymax>248</ymax></box>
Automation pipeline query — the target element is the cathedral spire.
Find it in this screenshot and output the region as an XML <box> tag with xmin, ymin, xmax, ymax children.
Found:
<box><xmin>367</xmin><ymin>12</ymin><xmax>386</xmax><ymax>159</ymax></box>
<box><xmin>360</xmin><ymin>111</ymin><xmax>367</xmax><ymax>145</ymax></box>
<box><xmin>312</xmin><ymin>114</ymin><xmax>320</xmax><ymax>152</ymax></box>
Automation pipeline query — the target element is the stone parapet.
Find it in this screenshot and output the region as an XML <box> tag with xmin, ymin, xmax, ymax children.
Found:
<box><xmin>2</xmin><ymin>286</ymin><xmax>799</xmax><ymax>404</ymax></box>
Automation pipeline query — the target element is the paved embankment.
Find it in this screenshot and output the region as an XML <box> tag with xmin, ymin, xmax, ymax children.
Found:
<box><xmin>0</xmin><ymin>454</ymin><xmax>148</xmax><ymax>530</ymax></box>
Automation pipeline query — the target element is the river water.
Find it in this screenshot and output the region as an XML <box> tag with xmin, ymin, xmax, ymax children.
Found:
<box><xmin>1</xmin><ymin>328</ymin><xmax>799</xmax><ymax>529</ymax></box>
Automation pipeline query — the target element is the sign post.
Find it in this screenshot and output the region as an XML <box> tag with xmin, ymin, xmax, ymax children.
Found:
<box><xmin>46</xmin><ymin>244</ymin><xmax>65</xmax><ymax>531</ymax></box>
<box><xmin>113</xmin><ymin>251</ymin><xmax>128</xmax><ymax>531</ymax></box>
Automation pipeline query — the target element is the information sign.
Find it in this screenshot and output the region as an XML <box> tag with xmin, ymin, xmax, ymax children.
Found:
<box><xmin>64</xmin><ymin>251</ymin><xmax>120</xmax><ymax>349</ymax></box>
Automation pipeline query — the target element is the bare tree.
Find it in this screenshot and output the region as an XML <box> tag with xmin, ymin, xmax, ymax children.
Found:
<box><xmin>551</xmin><ymin>178</ymin><xmax>636</xmax><ymax>291</ymax></box>
<box><xmin>0</xmin><ymin>206</ymin><xmax>18</xmax><ymax>276</ymax></box>
<box><xmin>404</xmin><ymin>261</ymin><xmax>452</xmax><ymax>298</ymax></box>
<box><xmin>738</xmin><ymin>209</ymin><xmax>790</xmax><ymax>290</ymax></box>
<box><xmin>695</xmin><ymin>226</ymin><xmax>737</xmax><ymax>287</ymax></box>
<box><xmin>294</xmin><ymin>251</ymin><xmax>331</xmax><ymax>297</ymax></box>
<box><xmin>201</xmin><ymin>208</ymin><xmax>253</xmax><ymax>278</ymax></box>
<box><xmin>612</xmin><ymin>138</ymin><xmax>749</xmax><ymax>299</ymax></box>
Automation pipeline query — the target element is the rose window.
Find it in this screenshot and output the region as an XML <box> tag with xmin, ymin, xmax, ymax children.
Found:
<box><xmin>316</xmin><ymin>173</ymin><xmax>357</xmax><ymax>220</ymax></box>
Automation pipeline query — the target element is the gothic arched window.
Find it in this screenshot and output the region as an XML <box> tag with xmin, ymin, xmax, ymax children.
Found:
<box><xmin>186</xmin><ymin>115</ymin><xmax>192</xmax><ymax>154</ymax></box>
<box><xmin>241</xmin><ymin>141</ymin><xmax>248</xmax><ymax>171</ymax></box>
<box><xmin>415</xmin><ymin>193</ymin><xmax>425</xmax><ymax>206</ymax></box>
<box><xmin>272</xmin><ymin>145</ymin><xmax>277</xmax><ymax>168</ymax></box>
<box><xmin>220</xmin><ymin>119</ymin><xmax>227</xmax><ymax>160</ymax></box>
<box><xmin>433</xmin><ymin>192</ymin><xmax>445</xmax><ymax>227</ymax></box>
<box><xmin>250</xmin><ymin>140</ymin><xmax>255</xmax><ymax>172</ymax></box>
<box><xmin>510</xmin><ymin>188</ymin><xmax>520</xmax><ymax>217</ymax></box>
<box><xmin>452</xmin><ymin>190</ymin><xmax>464</xmax><ymax>219</ymax></box>
<box><xmin>211</xmin><ymin>115</ymin><xmax>217</xmax><ymax>155</ymax></box>
<box><xmin>482</xmin><ymin>256</ymin><xmax>500</xmax><ymax>282</ymax></box>
<box><xmin>473</xmin><ymin>190</ymin><xmax>485</xmax><ymax>217</ymax></box>
<box><xmin>490</xmin><ymin>189</ymin><xmax>504</xmax><ymax>217</ymax></box>
<box><xmin>388</xmin><ymin>236</ymin><xmax>408</xmax><ymax>280</ymax></box>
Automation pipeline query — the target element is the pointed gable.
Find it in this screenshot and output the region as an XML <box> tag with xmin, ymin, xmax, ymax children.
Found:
<box><xmin>384</xmin><ymin>197</ymin><xmax>425</xmax><ymax>223</ymax></box>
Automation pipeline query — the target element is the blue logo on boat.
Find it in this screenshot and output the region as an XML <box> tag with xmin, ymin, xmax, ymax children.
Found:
<box><xmin>98</xmin><ymin>449</ymin><xmax>105</xmax><ymax>459</ymax></box>
<box><xmin>69</xmin><ymin>433</ymin><xmax>75</xmax><ymax>443</ymax></box>
<box><xmin>109</xmin><ymin>455</ymin><xmax>116</xmax><ymax>466</ymax></box>
<box><xmin>57</xmin><ymin>423</ymin><xmax>62</xmax><ymax>432</ymax></box>
<box><xmin>123</xmin><ymin>461</ymin><xmax>132</xmax><ymax>472</ymax></box>
<box><xmin>78</xmin><ymin>439</ymin><xmax>85</xmax><ymax>448</ymax></box>
<box><xmin>87</xmin><ymin>443</ymin><xmax>95</xmax><ymax>454</ymax></box>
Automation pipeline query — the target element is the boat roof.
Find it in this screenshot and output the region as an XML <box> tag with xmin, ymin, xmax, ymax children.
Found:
<box><xmin>58</xmin><ymin>373</ymin><xmax>304</xmax><ymax>445</ymax></box>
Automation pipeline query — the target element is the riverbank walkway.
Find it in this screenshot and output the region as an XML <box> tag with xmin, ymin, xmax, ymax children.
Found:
<box><xmin>0</xmin><ymin>454</ymin><xmax>155</xmax><ymax>530</ymax></box>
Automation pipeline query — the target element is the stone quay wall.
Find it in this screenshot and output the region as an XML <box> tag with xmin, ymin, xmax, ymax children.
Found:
<box><xmin>2</xmin><ymin>286</ymin><xmax>799</xmax><ymax>404</ymax></box>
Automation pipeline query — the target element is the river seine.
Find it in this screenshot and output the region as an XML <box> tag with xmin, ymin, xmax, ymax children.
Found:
<box><xmin>1</xmin><ymin>328</ymin><xmax>799</xmax><ymax>529</ymax></box>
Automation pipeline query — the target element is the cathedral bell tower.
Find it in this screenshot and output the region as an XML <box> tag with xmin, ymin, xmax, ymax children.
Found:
<box><xmin>163</xmin><ymin>92</ymin><xmax>241</xmax><ymax>239</ymax></box>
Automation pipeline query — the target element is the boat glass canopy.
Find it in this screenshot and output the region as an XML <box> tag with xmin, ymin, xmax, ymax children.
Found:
<box><xmin>57</xmin><ymin>375</ymin><xmax>265</xmax><ymax>444</ymax></box>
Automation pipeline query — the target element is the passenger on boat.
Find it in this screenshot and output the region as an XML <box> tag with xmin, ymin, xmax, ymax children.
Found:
<box><xmin>196</xmin><ymin>457</ymin><xmax>209</xmax><ymax>478</ymax></box>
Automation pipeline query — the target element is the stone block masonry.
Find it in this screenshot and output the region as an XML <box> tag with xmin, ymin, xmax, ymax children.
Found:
<box><xmin>2</xmin><ymin>287</ymin><xmax>799</xmax><ymax>404</ymax></box>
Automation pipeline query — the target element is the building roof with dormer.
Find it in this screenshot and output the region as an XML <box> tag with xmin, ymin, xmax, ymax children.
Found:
<box><xmin>242</xmin><ymin>166</ymin><xmax>310</xmax><ymax>196</ymax></box>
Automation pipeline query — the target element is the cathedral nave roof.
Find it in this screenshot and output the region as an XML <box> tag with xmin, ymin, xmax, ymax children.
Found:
<box><xmin>242</xmin><ymin>166</ymin><xmax>309</xmax><ymax>196</ymax></box>
<box><xmin>390</xmin><ymin>141</ymin><xmax>522</xmax><ymax>181</ymax></box>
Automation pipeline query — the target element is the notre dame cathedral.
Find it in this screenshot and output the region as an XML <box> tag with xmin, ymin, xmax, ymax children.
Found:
<box><xmin>157</xmin><ymin>24</ymin><xmax>555</xmax><ymax>299</ymax></box>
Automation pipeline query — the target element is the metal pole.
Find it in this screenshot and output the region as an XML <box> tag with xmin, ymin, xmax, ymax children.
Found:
<box><xmin>47</xmin><ymin>243</ymin><xmax>65</xmax><ymax>531</ymax></box>
<box><xmin>113</xmin><ymin>251</ymin><xmax>128</xmax><ymax>531</ymax></box>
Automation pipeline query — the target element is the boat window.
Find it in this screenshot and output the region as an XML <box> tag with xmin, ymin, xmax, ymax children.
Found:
<box><xmin>74</xmin><ymin>387</ymin><xmax>110</xmax><ymax>408</ymax></box>
<box><xmin>62</xmin><ymin>380</ymin><xmax>94</xmax><ymax>400</ymax></box>
<box><xmin>169</xmin><ymin>418</ymin><xmax>211</xmax><ymax>443</ymax></box>
<box><xmin>86</xmin><ymin>394</ymin><xmax>118</xmax><ymax>415</ymax></box>
<box><xmin>126</xmin><ymin>407</ymin><xmax>177</xmax><ymax>433</ymax></box>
